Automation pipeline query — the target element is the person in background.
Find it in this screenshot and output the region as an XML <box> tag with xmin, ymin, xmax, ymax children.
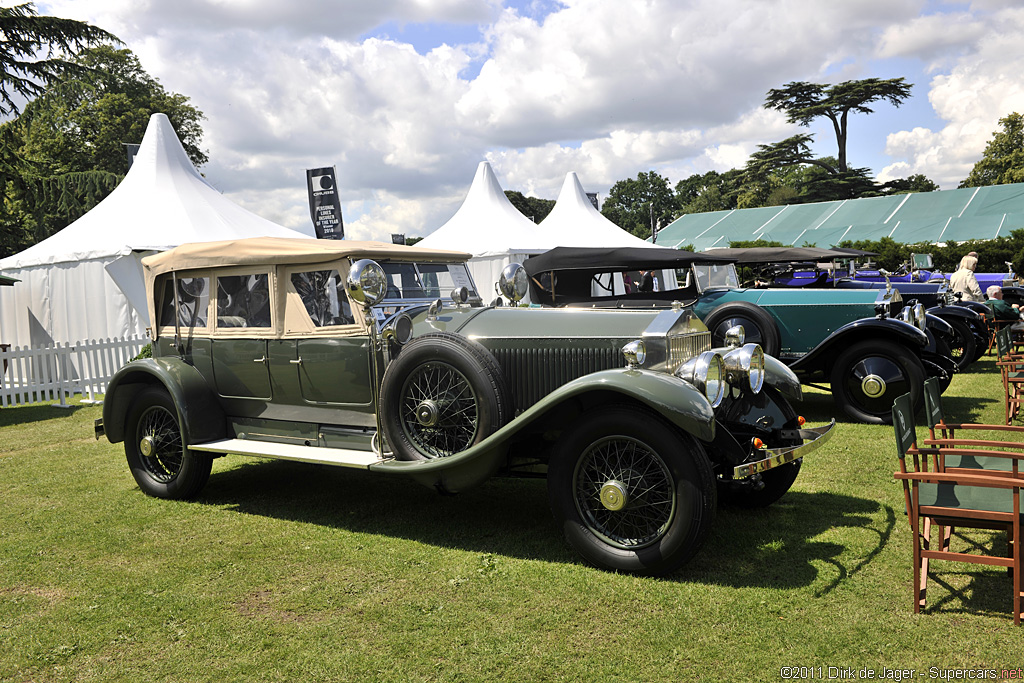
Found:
<box><xmin>950</xmin><ymin>255</ymin><xmax>984</xmax><ymax>302</ymax></box>
<box><xmin>987</xmin><ymin>284</ymin><xmax>1024</xmax><ymax>336</ymax></box>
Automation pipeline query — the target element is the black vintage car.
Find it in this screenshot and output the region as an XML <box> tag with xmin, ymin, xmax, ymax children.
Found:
<box><xmin>522</xmin><ymin>246</ymin><xmax>958</xmax><ymax>424</ymax></box>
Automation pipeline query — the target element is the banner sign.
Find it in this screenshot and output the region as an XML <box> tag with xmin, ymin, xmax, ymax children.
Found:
<box><xmin>306</xmin><ymin>167</ymin><xmax>344</xmax><ymax>240</ymax></box>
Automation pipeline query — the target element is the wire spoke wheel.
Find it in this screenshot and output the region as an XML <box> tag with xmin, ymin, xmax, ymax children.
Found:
<box><xmin>135</xmin><ymin>404</ymin><xmax>184</xmax><ymax>482</ymax></box>
<box><xmin>399</xmin><ymin>361</ymin><xmax>480</xmax><ymax>458</ymax></box>
<box><xmin>548</xmin><ymin>406</ymin><xmax>715</xmax><ymax>575</ymax></box>
<box><xmin>573</xmin><ymin>435</ymin><xmax>675</xmax><ymax>549</ymax></box>
<box><xmin>124</xmin><ymin>387</ymin><xmax>211</xmax><ymax>499</ymax></box>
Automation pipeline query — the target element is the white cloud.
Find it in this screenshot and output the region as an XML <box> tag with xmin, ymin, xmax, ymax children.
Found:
<box><xmin>23</xmin><ymin>0</ymin><xmax>1024</xmax><ymax>240</ymax></box>
<box><xmin>882</xmin><ymin>7</ymin><xmax>1024</xmax><ymax>186</ymax></box>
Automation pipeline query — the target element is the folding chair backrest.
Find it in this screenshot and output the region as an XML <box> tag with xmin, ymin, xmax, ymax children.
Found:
<box><xmin>996</xmin><ymin>327</ymin><xmax>1012</xmax><ymax>359</ymax></box>
<box><xmin>892</xmin><ymin>392</ymin><xmax>917</xmax><ymax>460</ymax></box>
<box><xmin>922</xmin><ymin>377</ymin><xmax>943</xmax><ymax>430</ymax></box>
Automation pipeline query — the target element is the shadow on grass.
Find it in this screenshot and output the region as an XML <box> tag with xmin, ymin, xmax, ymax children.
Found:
<box><xmin>0</xmin><ymin>402</ymin><xmax>82</xmax><ymax>427</ymax></box>
<box><xmin>916</xmin><ymin>530</ymin><xmax>1018</xmax><ymax>621</ymax></box>
<box><xmin>196</xmin><ymin>458</ymin><xmax>892</xmax><ymax>590</ymax></box>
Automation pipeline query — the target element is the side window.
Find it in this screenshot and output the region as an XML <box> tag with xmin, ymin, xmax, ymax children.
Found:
<box><xmin>158</xmin><ymin>276</ymin><xmax>210</xmax><ymax>328</ymax></box>
<box><xmin>216</xmin><ymin>273</ymin><xmax>271</xmax><ymax>328</ymax></box>
<box><xmin>291</xmin><ymin>270</ymin><xmax>354</xmax><ymax>327</ymax></box>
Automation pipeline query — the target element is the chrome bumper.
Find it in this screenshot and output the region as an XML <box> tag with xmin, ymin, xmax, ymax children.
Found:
<box><xmin>732</xmin><ymin>420</ymin><xmax>836</xmax><ymax>479</ymax></box>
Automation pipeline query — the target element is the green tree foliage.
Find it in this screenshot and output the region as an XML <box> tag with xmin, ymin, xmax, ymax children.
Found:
<box><xmin>504</xmin><ymin>190</ymin><xmax>555</xmax><ymax>223</ymax></box>
<box><xmin>1</xmin><ymin>45</ymin><xmax>206</xmax><ymax>257</ymax></box>
<box><xmin>880</xmin><ymin>174</ymin><xmax>939</xmax><ymax>195</ymax></box>
<box><xmin>600</xmin><ymin>171</ymin><xmax>674</xmax><ymax>239</ymax></box>
<box><xmin>0</xmin><ymin>2</ymin><xmax>119</xmax><ymax>115</ymax></box>
<box><xmin>960</xmin><ymin>112</ymin><xmax>1024</xmax><ymax>188</ymax></box>
<box><xmin>674</xmin><ymin>170</ymin><xmax>740</xmax><ymax>214</ymax></box>
<box><xmin>837</xmin><ymin>231</ymin><xmax>1024</xmax><ymax>276</ymax></box>
<box><xmin>764</xmin><ymin>78</ymin><xmax>913</xmax><ymax>173</ymax></box>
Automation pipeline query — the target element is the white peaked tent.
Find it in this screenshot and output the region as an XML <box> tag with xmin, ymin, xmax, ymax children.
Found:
<box><xmin>418</xmin><ymin>161</ymin><xmax>556</xmax><ymax>298</ymax></box>
<box><xmin>0</xmin><ymin>113</ymin><xmax>309</xmax><ymax>348</ymax></box>
<box><xmin>539</xmin><ymin>172</ymin><xmax>659</xmax><ymax>248</ymax></box>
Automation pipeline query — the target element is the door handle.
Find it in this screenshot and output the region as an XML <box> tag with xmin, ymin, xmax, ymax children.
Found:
<box><xmin>290</xmin><ymin>358</ymin><xmax>303</xmax><ymax>365</ymax></box>
<box><xmin>253</xmin><ymin>356</ymin><xmax>267</xmax><ymax>363</ymax></box>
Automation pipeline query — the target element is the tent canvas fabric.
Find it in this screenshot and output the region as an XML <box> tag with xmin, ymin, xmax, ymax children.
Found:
<box><xmin>0</xmin><ymin>113</ymin><xmax>309</xmax><ymax>349</ymax></box>
<box><xmin>653</xmin><ymin>183</ymin><xmax>1024</xmax><ymax>252</ymax></box>
<box><xmin>417</xmin><ymin>161</ymin><xmax>554</xmax><ymax>298</ymax></box>
<box><xmin>538</xmin><ymin>172</ymin><xmax>658</xmax><ymax>249</ymax></box>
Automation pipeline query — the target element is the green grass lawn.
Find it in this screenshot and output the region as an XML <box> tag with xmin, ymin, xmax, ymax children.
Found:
<box><xmin>1</xmin><ymin>359</ymin><xmax>1022</xmax><ymax>682</ymax></box>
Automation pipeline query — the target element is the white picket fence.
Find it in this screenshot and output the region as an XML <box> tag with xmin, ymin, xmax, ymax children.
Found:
<box><xmin>0</xmin><ymin>336</ymin><xmax>148</xmax><ymax>408</ymax></box>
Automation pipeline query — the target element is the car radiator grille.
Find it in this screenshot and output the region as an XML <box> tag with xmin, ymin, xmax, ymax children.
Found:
<box><xmin>669</xmin><ymin>331</ymin><xmax>711</xmax><ymax>371</ymax></box>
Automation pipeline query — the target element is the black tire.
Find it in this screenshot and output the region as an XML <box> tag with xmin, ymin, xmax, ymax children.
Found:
<box><xmin>829</xmin><ymin>340</ymin><xmax>925</xmax><ymax>424</ymax></box>
<box><xmin>717</xmin><ymin>386</ymin><xmax>802</xmax><ymax>508</ymax></box>
<box><xmin>124</xmin><ymin>387</ymin><xmax>212</xmax><ymax>499</ymax></box>
<box><xmin>703</xmin><ymin>301</ymin><xmax>781</xmax><ymax>357</ymax></box>
<box><xmin>941</xmin><ymin>317</ymin><xmax>977</xmax><ymax>371</ymax></box>
<box><xmin>548</xmin><ymin>406</ymin><xmax>716</xmax><ymax>576</ymax></box>
<box><xmin>380</xmin><ymin>333</ymin><xmax>510</xmax><ymax>461</ymax></box>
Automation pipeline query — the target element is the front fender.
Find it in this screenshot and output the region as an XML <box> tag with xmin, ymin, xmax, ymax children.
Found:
<box><xmin>788</xmin><ymin>317</ymin><xmax>928</xmax><ymax>376</ymax></box>
<box><xmin>371</xmin><ymin>368</ymin><xmax>716</xmax><ymax>493</ymax></box>
<box><xmin>101</xmin><ymin>358</ymin><xmax>226</xmax><ymax>447</ymax></box>
<box><xmin>927</xmin><ymin>304</ymin><xmax>983</xmax><ymax>324</ymax></box>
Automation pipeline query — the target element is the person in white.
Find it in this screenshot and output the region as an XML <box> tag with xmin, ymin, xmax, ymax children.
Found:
<box><xmin>950</xmin><ymin>255</ymin><xmax>984</xmax><ymax>302</ymax></box>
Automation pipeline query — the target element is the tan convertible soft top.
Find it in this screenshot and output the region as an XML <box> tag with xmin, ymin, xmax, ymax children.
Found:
<box><xmin>141</xmin><ymin>237</ymin><xmax>473</xmax><ymax>335</ymax></box>
<box><xmin>142</xmin><ymin>236</ymin><xmax>471</xmax><ymax>279</ymax></box>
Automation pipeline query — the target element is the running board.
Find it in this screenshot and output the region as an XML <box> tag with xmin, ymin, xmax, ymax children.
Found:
<box><xmin>189</xmin><ymin>438</ymin><xmax>385</xmax><ymax>469</ymax></box>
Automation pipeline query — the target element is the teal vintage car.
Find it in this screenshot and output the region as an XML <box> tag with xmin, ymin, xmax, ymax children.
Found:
<box><xmin>95</xmin><ymin>237</ymin><xmax>832</xmax><ymax>576</ymax></box>
<box><xmin>524</xmin><ymin>246</ymin><xmax>956</xmax><ymax>425</ymax></box>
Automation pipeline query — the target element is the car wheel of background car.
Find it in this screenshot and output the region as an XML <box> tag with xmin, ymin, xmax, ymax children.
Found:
<box><xmin>942</xmin><ymin>318</ymin><xmax>977</xmax><ymax>372</ymax></box>
<box><xmin>380</xmin><ymin>333</ymin><xmax>510</xmax><ymax>461</ymax></box>
<box><xmin>124</xmin><ymin>386</ymin><xmax>212</xmax><ymax>499</ymax></box>
<box><xmin>547</xmin><ymin>405</ymin><xmax>716</xmax><ymax>576</ymax></box>
<box><xmin>703</xmin><ymin>301</ymin><xmax>781</xmax><ymax>357</ymax></box>
<box><xmin>829</xmin><ymin>340</ymin><xmax>925</xmax><ymax>425</ymax></box>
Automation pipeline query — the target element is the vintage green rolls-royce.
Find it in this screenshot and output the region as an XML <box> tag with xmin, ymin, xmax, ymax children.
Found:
<box><xmin>95</xmin><ymin>237</ymin><xmax>832</xmax><ymax>576</ymax></box>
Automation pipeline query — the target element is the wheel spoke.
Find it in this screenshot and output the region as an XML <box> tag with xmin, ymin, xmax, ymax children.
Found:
<box><xmin>400</xmin><ymin>361</ymin><xmax>480</xmax><ymax>458</ymax></box>
<box><xmin>573</xmin><ymin>436</ymin><xmax>674</xmax><ymax>549</ymax></box>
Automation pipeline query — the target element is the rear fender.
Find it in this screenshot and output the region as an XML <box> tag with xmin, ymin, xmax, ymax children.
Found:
<box><xmin>101</xmin><ymin>358</ymin><xmax>226</xmax><ymax>446</ymax></box>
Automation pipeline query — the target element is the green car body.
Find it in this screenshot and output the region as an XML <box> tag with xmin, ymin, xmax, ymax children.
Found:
<box><xmin>97</xmin><ymin>237</ymin><xmax>833</xmax><ymax>575</ymax></box>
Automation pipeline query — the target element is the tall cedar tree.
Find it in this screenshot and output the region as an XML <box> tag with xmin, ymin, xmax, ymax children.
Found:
<box><xmin>0</xmin><ymin>2</ymin><xmax>118</xmax><ymax>115</ymax></box>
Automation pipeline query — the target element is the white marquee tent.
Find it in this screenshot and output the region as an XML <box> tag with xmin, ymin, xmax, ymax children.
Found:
<box><xmin>417</xmin><ymin>161</ymin><xmax>556</xmax><ymax>298</ymax></box>
<box><xmin>0</xmin><ymin>113</ymin><xmax>309</xmax><ymax>349</ymax></box>
<box><xmin>539</xmin><ymin>172</ymin><xmax>659</xmax><ymax>249</ymax></box>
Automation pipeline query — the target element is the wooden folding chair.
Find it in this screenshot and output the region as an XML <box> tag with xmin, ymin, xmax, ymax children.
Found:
<box><xmin>921</xmin><ymin>376</ymin><xmax>1024</xmax><ymax>476</ymax></box>
<box><xmin>994</xmin><ymin>328</ymin><xmax>1024</xmax><ymax>424</ymax></box>
<box><xmin>892</xmin><ymin>392</ymin><xmax>1023</xmax><ymax>624</ymax></box>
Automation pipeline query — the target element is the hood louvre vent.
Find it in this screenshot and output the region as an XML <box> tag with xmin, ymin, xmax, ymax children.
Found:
<box><xmin>491</xmin><ymin>345</ymin><xmax>620</xmax><ymax>412</ymax></box>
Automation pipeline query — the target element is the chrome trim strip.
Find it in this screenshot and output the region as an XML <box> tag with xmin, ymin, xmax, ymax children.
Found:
<box><xmin>731</xmin><ymin>420</ymin><xmax>836</xmax><ymax>479</ymax></box>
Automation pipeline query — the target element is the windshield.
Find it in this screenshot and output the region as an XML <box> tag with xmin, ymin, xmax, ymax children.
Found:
<box><xmin>692</xmin><ymin>263</ymin><xmax>740</xmax><ymax>291</ymax></box>
<box><xmin>380</xmin><ymin>261</ymin><xmax>477</xmax><ymax>300</ymax></box>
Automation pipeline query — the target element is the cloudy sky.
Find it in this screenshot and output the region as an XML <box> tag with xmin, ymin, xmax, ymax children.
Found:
<box><xmin>28</xmin><ymin>0</ymin><xmax>1024</xmax><ymax>240</ymax></box>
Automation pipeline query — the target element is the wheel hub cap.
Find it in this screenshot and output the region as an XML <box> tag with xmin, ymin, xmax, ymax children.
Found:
<box><xmin>415</xmin><ymin>400</ymin><xmax>440</xmax><ymax>427</ymax></box>
<box><xmin>599</xmin><ymin>480</ymin><xmax>629</xmax><ymax>511</ymax></box>
<box><xmin>139</xmin><ymin>435</ymin><xmax>156</xmax><ymax>457</ymax></box>
<box><xmin>861</xmin><ymin>373</ymin><xmax>886</xmax><ymax>398</ymax></box>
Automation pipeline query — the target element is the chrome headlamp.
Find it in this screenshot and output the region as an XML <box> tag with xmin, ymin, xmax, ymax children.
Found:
<box><xmin>676</xmin><ymin>350</ymin><xmax>725</xmax><ymax>408</ymax></box>
<box><xmin>898</xmin><ymin>305</ymin><xmax>913</xmax><ymax>326</ymax></box>
<box><xmin>913</xmin><ymin>303</ymin><xmax>926</xmax><ymax>330</ymax></box>
<box><xmin>622</xmin><ymin>340</ymin><xmax>646</xmax><ymax>368</ymax></box>
<box><xmin>724</xmin><ymin>325</ymin><xmax>745</xmax><ymax>348</ymax></box>
<box><xmin>722</xmin><ymin>343</ymin><xmax>765</xmax><ymax>393</ymax></box>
